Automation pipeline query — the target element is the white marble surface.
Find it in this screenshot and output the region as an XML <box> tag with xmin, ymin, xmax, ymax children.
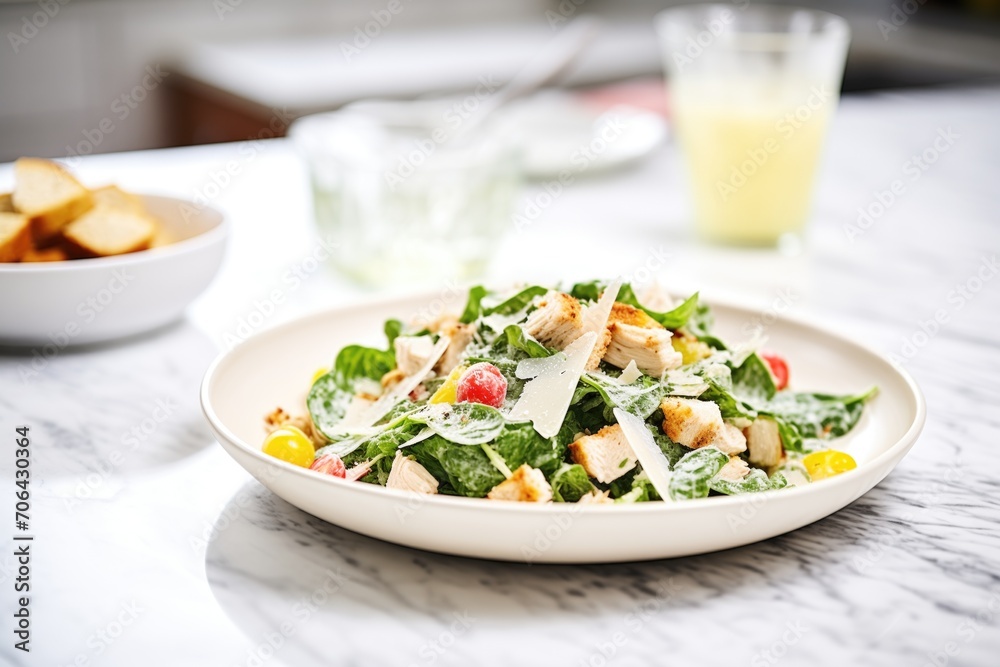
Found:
<box><xmin>2</xmin><ymin>86</ymin><xmax>999</xmax><ymax>667</ymax></box>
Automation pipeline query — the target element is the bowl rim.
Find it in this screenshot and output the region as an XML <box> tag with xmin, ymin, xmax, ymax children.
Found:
<box><xmin>0</xmin><ymin>194</ymin><xmax>228</xmax><ymax>274</ymax></box>
<box><xmin>200</xmin><ymin>290</ymin><xmax>927</xmax><ymax>517</ymax></box>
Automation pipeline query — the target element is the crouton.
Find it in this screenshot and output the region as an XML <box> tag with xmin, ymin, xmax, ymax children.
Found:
<box><xmin>487</xmin><ymin>464</ymin><xmax>552</xmax><ymax>502</ymax></box>
<box><xmin>0</xmin><ymin>193</ymin><xmax>14</xmax><ymax>212</ymax></box>
<box><xmin>0</xmin><ymin>213</ymin><xmax>32</xmax><ymax>262</ymax></box>
<box><xmin>21</xmin><ymin>244</ymin><xmax>69</xmax><ymax>262</ymax></box>
<box><xmin>62</xmin><ymin>206</ymin><xmax>156</xmax><ymax>257</ymax></box>
<box><xmin>264</xmin><ymin>407</ymin><xmax>326</xmax><ymax>445</ymax></box>
<box><xmin>91</xmin><ymin>185</ymin><xmax>145</xmax><ymax>213</ymax></box>
<box><xmin>744</xmin><ymin>418</ymin><xmax>784</xmax><ymax>468</ymax></box>
<box><xmin>568</xmin><ymin>424</ymin><xmax>637</xmax><ymax>484</ymax></box>
<box><xmin>660</xmin><ymin>397</ymin><xmax>747</xmax><ymax>455</ymax></box>
<box><xmin>12</xmin><ymin>158</ymin><xmax>94</xmax><ymax>242</ymax></box>
<box><xmin>386</xmin><ymin>451</ymin><xmax>439</xmax><ymax>494</ymax></box>
<box><xmin>394</xmin><ymin>335</ymin><xmax>436</xmax><ymax>376</ymax></box>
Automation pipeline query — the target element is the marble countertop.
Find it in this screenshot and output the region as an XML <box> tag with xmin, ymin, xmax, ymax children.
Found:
<box><xmin>2</xmin><ymin>86</ymin><xmax>999</xmax><ymax>667</ymax></box>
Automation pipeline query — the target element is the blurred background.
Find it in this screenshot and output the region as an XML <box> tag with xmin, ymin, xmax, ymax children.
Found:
<box><xmin>2</xmin><ymin>0</ymin><xmax>1000</xmax><ymax>162</ymax></box>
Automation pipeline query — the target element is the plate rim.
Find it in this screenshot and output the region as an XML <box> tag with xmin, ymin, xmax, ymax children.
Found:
<box><xmin>200</xmin><ymin>289</ymin><xmax>926</xmax><ymax>517</ymax></box>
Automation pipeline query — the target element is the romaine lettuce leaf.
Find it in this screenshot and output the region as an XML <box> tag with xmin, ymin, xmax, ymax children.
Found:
<box><xmin>578</xmin><ymin>372</ymin><xmax>667</xmax><ymax>420</ymax></box>
<box><xmin>550</xmin><ymin>463</ymin><xmax>595</xmax><ymax>502</ymax></box>
<box><xmin>668</xmin><ymin>447</ymin><xmax>729</xmax><ymax>500</ymax></box>
<box><xmin>408</xmin><ymin>403</ymin><xmax>506</xmax><ymax>445</ymax></box>
<box><xmin>409</xmin><ymin>435</ymin><xmax>505</xmax><ymax>497</ymax></box>
<box><xmin>709</xmin><ymin>469</ymin><xmax>788</xmax><ymax>495</ymax></box>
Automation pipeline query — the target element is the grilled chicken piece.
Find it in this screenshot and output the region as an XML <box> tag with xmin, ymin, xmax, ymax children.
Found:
<box><xmin>394</xmin><ymin>335</ymin><xmax>436</xmax><ymax>376</ymax></box>
<box><xmin>715</xmin><ymin>457</ymin><xmax>751</xmax><ymax>482</ymax></box>
<box><xmin>577</xmin><ymin>490</ymin><xmax>615</xmax><ymax>505</ymax></box>
<box><xmin>264</xmin><ymin>407</ymin><xmax>326</xmax><ymax>445</ymax></box>
<box><xmin>487</xmin><ymin>464</ymin><xmax>553</xmax><ymax>502</ymax></box>
<box><xmin>660</xmin><ymin>397</ymin><xmax>747</xmax><ymax>455</ymax></box>
<box><xmin>744</xmin><ymin>417</ymin><xmax>784</xmax><ymax>468</ymax></box>
<box><xmin>523</xmin><ymin>290</ymin><xmax>615</xmax><ymax>369</ymax></box>
<box><xmin>385</xmin><ymin>451</ymin><xmax>439</xmax><ymax>494</ymax></box>
<box><xmin>602</xmin><ymin>303</ymin><xmax>683</xmax><ymax>377</ymax></box>
<box><xmin>568</xmin><ymin>424</ymin><xmax>637</xmax><ymax>484</ymax></box>
<box><xmin>524</xmin><ymin>291</ymin><xmax>584</xmax><ymax>350</ymax></box>
<box><xmin>435</xmin><ymin>320</ymin><xmax>475</xmax><ymax>375</ymax></box>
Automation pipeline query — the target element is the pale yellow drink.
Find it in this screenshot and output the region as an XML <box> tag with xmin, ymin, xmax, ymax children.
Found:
<box><xmin>656</xmin><ymin>5</ymin><xmax>850</xmax><ymax>246</ymax></box>
<box><xmin>673</xmin><ymin>80</ymin><xmax>835</xmax><ymax>245</ymax></box>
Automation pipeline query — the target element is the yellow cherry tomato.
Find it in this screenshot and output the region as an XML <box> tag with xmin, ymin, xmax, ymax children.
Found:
<box><xmin>262</xmin><ymin>426</ymin><xmax>315</xmax><ymax>467</ymax></box>
<box><xmin>429</xmin><ymin>366</ymin><xmax>466</xmax><ymax>404</ymax></box>
<box><xmin>311</xmin><ymin>367</ymin><xmax>330</xmax><ymax>385</ymax></box>
<box><xmin>671</xmin><ymin>336</ymin><xmax>712</xmax><ymax>365</ymax></box>
<box><xmin>803</xmin><ymin>450</ymin><xmax>857</xmax><ymax>481</ymax></box>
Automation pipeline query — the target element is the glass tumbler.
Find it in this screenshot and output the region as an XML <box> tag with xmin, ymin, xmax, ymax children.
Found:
<box><xmin>656</xmin><ymin>4</ymin><xmax>850</xmax><ymax>246</ymax></box>
<box><xmin>291</xmin><ymin>108</ymin><xmax>521</xmax><ymax>287</ymax></box>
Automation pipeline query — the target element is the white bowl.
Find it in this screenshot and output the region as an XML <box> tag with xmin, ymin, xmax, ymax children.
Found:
<box><xmin>0</xmin><ymin>195</ymin><xmax>227</xmax><ymax>346</ymax></box>
<box><xmin>201</xmin><ymin>292</ymin><xmax>926</xmax><ymax>564</ymax></box>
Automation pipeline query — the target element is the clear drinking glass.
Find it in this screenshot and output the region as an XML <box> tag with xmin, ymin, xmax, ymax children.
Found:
<box><xmin>656</xmin><ymin>4</ymin><xmax>850</xmax><ymax>247</ymax></box>
<box><xmin>291</xmin><ymin>108</ymin><xmax>520</xmax><ymax>287</ymax></box>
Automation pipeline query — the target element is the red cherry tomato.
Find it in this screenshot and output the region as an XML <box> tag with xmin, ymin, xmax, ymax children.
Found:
<box><xmin>310</xmin><ymin>452</ymin><xmax>346</xmax><ymax>478</ymax></box>
<box><xmin>456</xmin><ymin>362</ymin><xmax>508</xmax><ymax>408</ymax></box>
<box><xmin>760</xmin><ymin>352</ymin><xmax>789</xmax><ymax>390</ymax></box>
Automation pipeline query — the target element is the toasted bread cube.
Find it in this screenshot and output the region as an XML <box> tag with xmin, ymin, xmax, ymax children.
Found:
<box><xmin>487</xmin><ymin>464</ymin><xmax>552</xmax><ymax>502</ymax></box>
<box><xmin>21</xmin><ymin>244</ymin><xmax>70</xmax><ymax>262</ymax></box>
<box><xmin>0</xmin><ymin>193</ymin><xmax>14</xmax><ymax>213</ymax></box>
<box><xmin>12</xmin><ymin>158</ymin><xmax>94</xmax><ymax>242</ymax></box>
<box><xmin>660</xmin><ymin>397</ymin><xmax>747</xmax><ymax>455</ymax></box>
<box><xmin>386</xmin><ymin>451</ymin><xmax>439</xmax><ymax>494</ymax></box>
<box><xmin>91</xmin><ymin>185</ymin><xmax>145</xmax><ymax>213</ymax></box>
<box><xmin>0</xmin><ymin>213</ymin><xmax>32</xmax><ymax>262</ymax></box>
<box><xmin>568</xmin><ymin>424</ymin><xmax>637</xmax><ymax>484</ymax></box>
<box><xmin>744</xmin><ymin>418</ymin><xmax>783</xmax><ymax>468</ymax></box>
<box><xmin>62</xmin><ymin>206</ymin><xmax>156</xmax><ymax>257</ymax></box>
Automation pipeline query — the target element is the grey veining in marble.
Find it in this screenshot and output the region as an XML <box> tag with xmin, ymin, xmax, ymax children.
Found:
<box><xmin>1</xmin><ymin>86</ymin><xmax>999</xmax><ymax>667</ymax></box>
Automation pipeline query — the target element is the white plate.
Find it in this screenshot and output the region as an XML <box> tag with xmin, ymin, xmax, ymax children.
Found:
<box><xmin>0</xmin><ymin>195</ymin><xmax>227</xmax><ymax>346</ymax></box>
<box><xmin>200</xmin><ymin>293</ymin><xmax>925</xmax><ymax>564</ymax></box>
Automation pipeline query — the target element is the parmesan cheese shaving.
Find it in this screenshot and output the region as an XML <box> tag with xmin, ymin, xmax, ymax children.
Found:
<box><xmin>509</xmin><ymin>332</ymin><xmax>597</xmax><ymax>438</ymax></box>
<box><xmin>582</xmin><ymin>277</ymin><xmax>622</xmax><ymax>337</ymax></box>
<box><xmin>618</xmin><ymin>360</ymin><xmax>642</xmax><ymax>385</ymax></box>
<box><xmin>613</xmin><ymin>408</ymin><xmax>674</xmax><ymax>502</ymax></box>
<box><xmin>344</xmin><ymin>335</ymin><xmax>451</xmax><ymax>430</ymax></box>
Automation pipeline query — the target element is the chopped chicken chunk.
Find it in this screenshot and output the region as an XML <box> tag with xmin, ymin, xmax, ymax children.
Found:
<box><xmin>394</xmin><ymin>335</ymin><xmax>436</xmax><ymax>376</ymax></box>
<box><xmin>578</xmin><ymin>490</ymin><xmax>615</xmax><ymax>505</ymax></box>
<box><xmin>744</xmin><ymin>417</ymin><xmax>784</xmax><ymax>468</ymax></box>
<box><xmin>385</xmin><ymin>451</ymin><xmax>439</xmax><ymax>494</ymax></box>
<box><xmin>264</xmin><ymin>407</ymin><xmax>325</xmax><ymax>445</ymax></box>
<box><xmin>524</xmin><ymin>291</ymin><xmax>584</xmax><ymax>350</ymax></box>
<box><xmin>486</xmin><ymin>464</ymin><xmax>553</xmax><ymax>502</ymax></box>
<box><xmin>600</xmin><ymin>305</ymin><xmax>682</xmax><ymax>377</ymax></box>
<box><xmin>435</xmin><ymin>320</ymin><xmax>475</xmax><ymax>375</ymax></box>
<box><xmin>660</xmin><ymin>397</ymin><xmax>747</xmax><ymax>455</ymax></box>
<box><xmin>715</xmin><ymin>457</ymin><xmax>751</xmax><ymax>482</ymax></box>
<box><xmin>568</xmin><ymin>424</ymin><xmax>637</xmax><ymax>484</ymax></box>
